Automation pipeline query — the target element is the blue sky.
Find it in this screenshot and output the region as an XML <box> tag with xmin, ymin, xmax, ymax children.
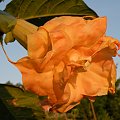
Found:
<box><xmin>0</xmin><ymin>0</ymin><xmax>120</xmax><ymax>84</ymax></box>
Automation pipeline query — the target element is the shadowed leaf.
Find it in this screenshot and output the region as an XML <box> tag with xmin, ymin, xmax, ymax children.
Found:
<box><xmin>5</xmin><ymin>0</ymin><xmax>98</xmax><ymax>26</ymax></box>
<box><xmin>0</xmin><ymin>0</ymin><xmax>4</xmax><ymax>3</ymax></box>
<box><xmin>0</xmin><ymin>84</ymin><xmax>45</xmax><ymax>120</ymax></box>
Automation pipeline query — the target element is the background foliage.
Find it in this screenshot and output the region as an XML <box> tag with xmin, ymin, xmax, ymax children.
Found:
<box><xmin>0</xmin><ymin>0</ymin><xmax>4</xmax><ymax>3</ymax></box>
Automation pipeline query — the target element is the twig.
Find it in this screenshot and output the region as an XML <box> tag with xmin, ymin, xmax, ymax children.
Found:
<box><xmin>90</xmin><ymin>100</ymin><xmax>97</xmax><ymax>120</ymax></box>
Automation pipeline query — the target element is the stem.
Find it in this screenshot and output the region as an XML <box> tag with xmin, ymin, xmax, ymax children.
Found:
<box><xmin>90</xmin><ymin>101</ymin><xmax>97</xmax><ymax>120</ymax></box>
<box><xmin>63</xmin><ymin>113</ymin><xmax>68</xmax><ymax>120</ymax></box>
<box><xmin>12</xmin><ymin>19</ymin><xmax>38</xmax><ymax>49</ymax></box>
<box><xmin>54</xmin><ymin>112</ymin><xmax>58</xmax><ymax>120</ymax></box>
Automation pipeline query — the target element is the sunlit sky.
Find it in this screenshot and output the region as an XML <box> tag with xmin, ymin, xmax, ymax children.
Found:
<box><xmin>0</xmin><ymin>0</ymin><xmax>120</xmax><ymax>84</ymax></box>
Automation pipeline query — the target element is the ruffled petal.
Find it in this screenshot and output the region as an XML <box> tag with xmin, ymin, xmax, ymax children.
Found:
<box><xmin>52</xmin><ymin>47</ymin><xmax>116</xmax><ymax>112</ymax></box>
<box><xmin>34</xmin><ymin>16</ymin><xmax>107</xmax><ymax>72</ymax></box>
<box><xmin>12</xmin><ymin>57</ymin><xmax>57</xmax><ymax>103</ymax></box>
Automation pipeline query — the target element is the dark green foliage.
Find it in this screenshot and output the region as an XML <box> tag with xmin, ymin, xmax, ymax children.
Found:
<box><xmin>115</xmin><ymin>78</ymin><xmax>120</xmax><ymax>89</ymax></box>
<box><xmin>105</xmin><ymin>91</ymin><xmax>120</xmax><ymax>119</ymax></box>
<box><xmin>5</xmin><ymin>0</ymin><xmax>98</xmax><ymax>26</ymax></box>
<box><xmin>67</xmin><ymin>98</ymin><xmax>93</xmax><ymax>120</ymax></box>
<box><xmin>0</xmin><ymin>84</ymin><xmax>45</xmax><ymax>120</ymax></box>
<box><xmin>0</xmin><ymin>0</ymin><xmax>4</xmax><ymax>2</ymax></box>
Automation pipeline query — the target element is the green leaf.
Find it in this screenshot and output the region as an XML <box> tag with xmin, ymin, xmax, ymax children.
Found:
<box><xmin>0</xmin><ymin>34</ymin><xmax>3</xmax><ymax>43</ymax></box>
<box><xmin>5</xmin><ymin>0</ymin><xmax>98</xmax><ymax>26</ymax></box>
<box><xmin>0</xmin><ymin>84</ymin><xmax>46</xmax><ymax>119</ymax></box>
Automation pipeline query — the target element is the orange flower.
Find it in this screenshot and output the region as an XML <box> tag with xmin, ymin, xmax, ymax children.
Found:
<box><xmin>11</xmin><ymin>16</ymin><xmax>120</xmax><ymax>112</ymax></box>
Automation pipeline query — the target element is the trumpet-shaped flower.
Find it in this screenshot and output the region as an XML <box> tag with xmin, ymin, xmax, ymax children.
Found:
<box><xmin>10</xmin><ymin>16</ymin><xmax>120</xmax><ymax>112</ymax></box>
